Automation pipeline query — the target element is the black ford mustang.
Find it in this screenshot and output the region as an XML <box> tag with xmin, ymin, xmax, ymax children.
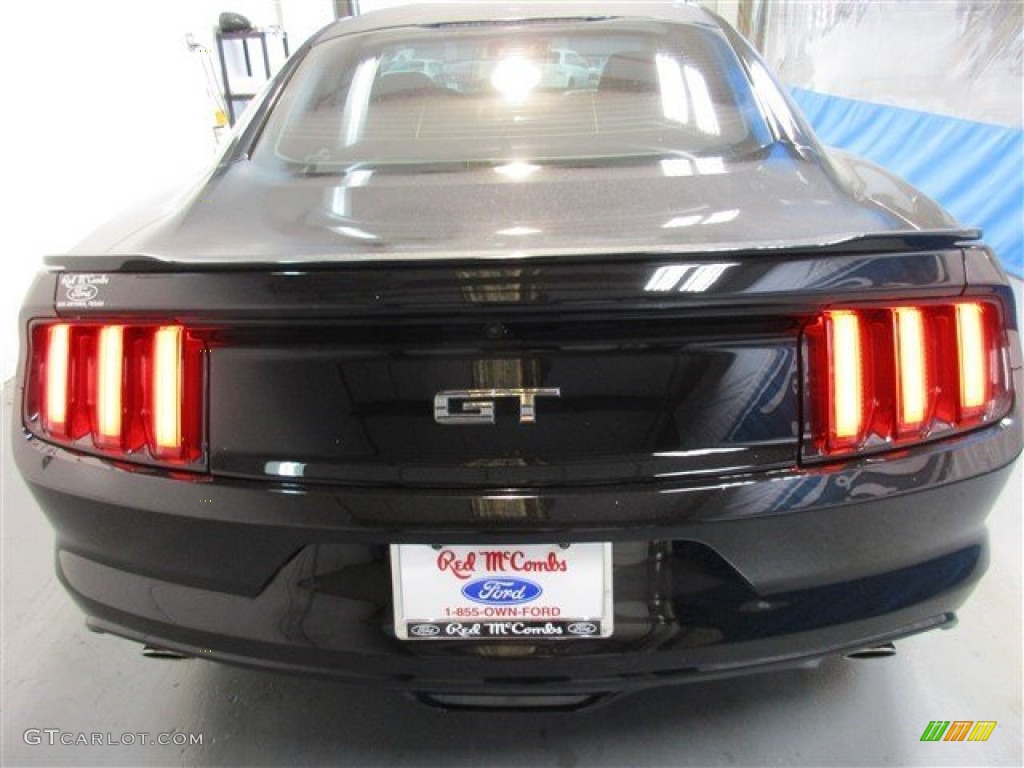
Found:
<box><xmin>13</xmin><ymin>2</ymin><xmax>1022</xmax><ymax>710</ymax></box>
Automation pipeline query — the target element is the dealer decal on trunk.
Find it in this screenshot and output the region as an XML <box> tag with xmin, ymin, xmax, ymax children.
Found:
<box><xmin>57</xmin><ymin>274</ymin><xmax>109</xmax><ymax>309</ymax></box>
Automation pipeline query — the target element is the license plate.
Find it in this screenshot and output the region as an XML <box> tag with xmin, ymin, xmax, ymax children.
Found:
<box><xmin>390</xmin><ymin>543</ymin><xmax>613</xmax><ymax>640</ymax></box>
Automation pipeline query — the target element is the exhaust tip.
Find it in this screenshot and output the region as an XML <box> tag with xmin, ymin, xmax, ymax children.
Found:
<box><xmin>142</xmin><ymin>645</ymin><xmax>190</xmax><ymax>660</ymax></box>
<box><xmin>845</xmin><ymin>642</ymin><xmax>896</xmax><ymax>660</ymax></box>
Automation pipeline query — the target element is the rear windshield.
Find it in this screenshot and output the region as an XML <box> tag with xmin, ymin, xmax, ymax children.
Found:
<box><xmin>252</xmin><ymin>19</ymin><xmax>773</xmax><ymax>170</ymax></box>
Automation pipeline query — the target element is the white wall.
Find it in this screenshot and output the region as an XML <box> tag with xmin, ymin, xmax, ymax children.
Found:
<box><xmin>281</xmin><ymin>0</ymin><xmax>338</xmax><ymax>51</ymax></box>
<box><xmin>762</xmin><ymin>0</ymin><xmax>1022</xmax><ymax>127</ymax></box>
<box><xmin>0</xmin><ymin>0</ymin><xmax>333</xmax><ymax>381</ymax></box>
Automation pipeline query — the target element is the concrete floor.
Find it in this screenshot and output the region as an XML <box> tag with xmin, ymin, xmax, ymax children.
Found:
<box><xmin>2</xmin><ymin>385</ymin><xmax>1021</xmax><ymax>767</ymax></box>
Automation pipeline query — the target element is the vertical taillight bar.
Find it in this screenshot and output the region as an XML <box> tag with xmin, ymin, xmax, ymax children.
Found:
<box><xmin>43</xmin><ymin>324</ymin><xmax>70</xmax><ymax>437</ymax></box>
<box><xmin>152</xmin><ymin>326</ymin><xmax>184</xmax><ymax>458</ymax></box>
<box><xmin>955</xmin><ymin>302</ymin><xmax>990</xmax><ymax>419</ymax></box>
<box><xmin>893</xmin><ymin>307</ymin><xmax>929</xmax><ymax>435</ymax></box>
<box><xmin>94</xmin><ymin>325</ymin><xmax>124</xmax><ymax>448</ymax></box>
<box><xmin>825</xmin><ymin>310</ymin><xmax>866</xmax><ymax>450</ymax></box>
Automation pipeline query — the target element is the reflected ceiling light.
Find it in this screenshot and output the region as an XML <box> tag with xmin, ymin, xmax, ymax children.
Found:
<box><xmin>695</xmin><ymin>157</ymin><xmax>725</xmax><ymax>175</ymax></box>
<box><xmin>491</xmin><ymin>56</ymin><xmax>541</xmax><ymax>102</ymax></box>
<box><xmin>496</xmin><ymin>226</ymin><xmax>541</xmax><ymax>237</ymax></box>
<box><xmin>684</xmin><ymin>65</ymin><xmax>720</xmax><ymax>135</ymax></box>
<box><xmin>704</xmin><ymin>209</ymin><xmax>739</xmax><ymax>225</ymax></box>
<box><xmin>661</xmin><ymin>156</ymin><xmax>726</xmax><ymax>177</ymax></box>
<box><xmin>495</xmin><ymin>161</ymin><xmax>540</xmax><ymax>181</ymax></box>
<box><xmin>663</xmin><ymin>210</ymin><xmax>738</xmax><ymax>229</ymax></box>
<box><xmin>678</xmin><ymin>263</ymin><xmax>734</xmax><ymax>292</ymax></box>
<box><xmin>331</xmin><ymin>225</ymin><xmax>378</xmax><ymax>240</ymax></box>
<box><xmin>330</xmin><ymin>187</ymin><xmax>350</xmax><ymax>217</ymax></box>
<box><xmin>663</xmin><ymin>215</ymin><xmax>702</xmax><ymax>229</ymax></box>
<box><xmin>343</xmin><ymin>58</ymin><xmax>380</xmax><ymax>147</ymax></box>
<box><xmin>346</xmin><ymin>169</ymin><xmax>374</xmax><ymax>187</ymax></box>
<box><xmin>329</xmin><ymin>169</ymin><xmax>374</xmax><ymax>217</ymax></box>
<box><xmin>749</xmin><ymin>60</ymin><xmax>798</xmax><ymax>137</ymax></box>
<box><xmin>645</xmin><ymin>263</ymin><xmax>735</xmax><ymax>293</ymax></box>
<box><xmin>660</xmin><ymin>157</ymin><xmax>694</xmax><ymax>177</ymax></box>
<box><xmin>655</xmin><ymin>54</ymin><xmax>688</xmax><ymax>123</ymax></box>
<box><xmin>645</xmin><ymin>265</ymin><xmax>693</xmax><ymax>292</ymax></box>
<box><xmin>653</xmin><ymin>447</ymin><xmax>745</xmax><ymax>458</ymax></box>
<box><xmin>265</xmin><ymin>461</ymin><xmax>307</xmax><ymax>478</ymax></box>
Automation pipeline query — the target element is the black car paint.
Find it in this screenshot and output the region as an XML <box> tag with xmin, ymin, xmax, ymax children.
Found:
<box><xmin>13</xmin><ymin>2</ymin><xmax>1023</xmax><ymax>707</ymax></box>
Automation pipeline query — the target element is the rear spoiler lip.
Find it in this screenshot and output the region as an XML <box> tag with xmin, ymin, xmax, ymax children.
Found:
<box><xmin>44</xmin><ymin>229</ymin><xmax>982</xmax><ymax>273</ymax></box>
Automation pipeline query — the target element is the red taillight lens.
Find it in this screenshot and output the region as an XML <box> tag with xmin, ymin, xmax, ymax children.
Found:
<box><xmin>893</xmin><ymin>307</ymin><xmax>930</xmax><ymax>436</ymax></box>
<box><xmin>42</xmin><ymin>323</ymin><xmax>71</xmax><ymax>437</ymax></box>
<box><xmin>806</xmin><ymin>301</ymin><xmax>1010</xmax><ymax>460</ymax></box>
<box><xmin>955</xmin><ymin>302</ymin><xmax>992</xmax><ymax>419</ymax></box>
<box><xmin>25</xmin><ymin>322</ymin><xmax>205</xmax><ymax>467</ymax></box>
<box><xmin>94</xmin><ymin>325</ymin><xmax>125</xmax><ymax>449</ymax></box>
<box><xmin>825</xmin><ymin>309</ymin><xmax>868</xmax><ymax>449</ymax></box>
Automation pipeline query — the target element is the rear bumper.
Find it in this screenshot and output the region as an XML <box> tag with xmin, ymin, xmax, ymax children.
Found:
<box><xmin>13</xmin><ymin>393</ymin><xmax>1021</xmax><ymax>697</ymax></box>
<box><xmin>76</xmin><ymin>550</ymin><xmax>963</xmax><ymax>699</ymax></box>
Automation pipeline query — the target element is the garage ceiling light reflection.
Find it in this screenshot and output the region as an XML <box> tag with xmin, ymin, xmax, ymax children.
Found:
<box><xmin>342</xmin><ymin>58</ymin><xmax>379</xmax><ymax>147</ymax></box>
<box><xmin>663</xmin><ymin>209</ymin><xmax>739</xmax><ymax>228</ymax></box>
<box><xmin>491</xmin><ymin>56</ymin><xmax>542</xmax><ymax>103</ymax></box>
<box><xmin>655</xmin><ymin>54</ymin><xmax>689</xmax><ymax>123</ymax></box>
<box><xmin>496</xmin><ymin>226</ymin><xmax>541</xmax><ymax>237</ymax></box>
<box><xmin>495</xmin><ymin>161</ymin><xmax>540</xmax><ymax>180</ymax></box>
<box><xmin>645</xmin><ymin>263</ymin><xmax>736</xmax><ymax>293</ymax></box>
<box><xmin>660</xmin><ymin>156</ymin><xmax>726</xmax><ymax>177</ymax></box>
<box><xmin>328</xmin><ymin>170</ymin><xmax>374</xmax><ymax>218</ymax></box>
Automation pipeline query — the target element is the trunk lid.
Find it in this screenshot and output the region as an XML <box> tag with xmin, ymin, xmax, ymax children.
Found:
<box><xmin>45</xmin><ymin>250</ymin><xmax>967</xmax><ymax>489</ymax></box>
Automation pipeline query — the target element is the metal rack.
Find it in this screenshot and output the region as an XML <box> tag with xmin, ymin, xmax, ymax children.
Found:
<box><xmin>215</xmin><ymin>28</ymin><xmax>290</xmax><ymax>125</ymax></box>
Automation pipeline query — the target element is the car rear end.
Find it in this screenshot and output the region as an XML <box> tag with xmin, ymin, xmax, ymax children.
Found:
<box><xmin>14</xmin><ymin>241</ymin><xmax>1021</xmax><ymax>707</ymax></box>
<box><xmin>11</xmin><ymin>3</ymin><xmax>1023</xmax><ymax>709</ymax></box>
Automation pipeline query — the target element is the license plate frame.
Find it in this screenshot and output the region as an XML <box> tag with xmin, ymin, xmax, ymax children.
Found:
<box><xmin>390</xmin><ymin>542</ymin><xmax>613</xmax><ymax>641</ymax></box>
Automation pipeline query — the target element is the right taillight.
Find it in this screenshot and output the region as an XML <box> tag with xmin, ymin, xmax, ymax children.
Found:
<box><xmin>24</xmin><ymin>321</ymin><xmax>206</xmax><ymax>468</ymax></box>
<box><xmin>805</xmin><ymin>300</ymin><xmax>1012</xmax><ymax>460</ymax></box>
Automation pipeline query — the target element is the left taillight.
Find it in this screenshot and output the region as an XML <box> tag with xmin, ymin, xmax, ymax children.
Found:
<box><xmin>24</xmin><ymin>321</ymin><xmax>205</xmax><ymax>468</ymax></box>
<box><xmin>804</xmin><ymin>300</ymin><xmax>1013</xmax><ymax>461</ymax></box>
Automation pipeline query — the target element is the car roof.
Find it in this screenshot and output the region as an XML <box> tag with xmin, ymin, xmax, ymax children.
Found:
<box><xmin>315</xmin><ymin>2</ymin><xmax>718</xmax><ymax>45</ymax></box>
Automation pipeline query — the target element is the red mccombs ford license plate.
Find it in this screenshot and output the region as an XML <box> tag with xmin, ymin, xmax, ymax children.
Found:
<box><xmin>390</xmin><ymin>543</ymin><xmax>613</xmax><ymax>640</ymax></box>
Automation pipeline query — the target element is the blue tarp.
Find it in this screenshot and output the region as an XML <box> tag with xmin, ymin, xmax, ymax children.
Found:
<box><xmin>790</xmin><ymin>87</ymin><xmax>1023</xmax><ymax>278</ymax></box>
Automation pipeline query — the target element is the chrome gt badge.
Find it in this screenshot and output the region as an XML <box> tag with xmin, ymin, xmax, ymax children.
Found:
<box><xmin>434</xmin><ymin>388</ymin><xmax>560</xmax><ymax>425</ymax></box>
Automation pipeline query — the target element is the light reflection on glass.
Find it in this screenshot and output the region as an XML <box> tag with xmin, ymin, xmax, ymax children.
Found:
<box><xmin>683</xmin><ymin>65</ymin><xmax>720</xmax><ymax>136</ymax></box>
<box><xmin>343</xmin><ymin>58</ymin><xmax>379</xmax><ymax>147</ymax></box>
<box><xmin>655</xmin><ymin>54</ymin><xmax>689</xmax><ymax>123</ymax></box>
<box><xmin>748</xmin><ymin>60</ymin><xmax>798</xmax><ymax>138</ymax></box>
<box><xmin>491</xmin><ymin>56</ymin><xmax>542</xmax><ymax>103</ymax></box>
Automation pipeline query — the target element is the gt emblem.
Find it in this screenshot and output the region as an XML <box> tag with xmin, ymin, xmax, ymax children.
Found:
<box><xmin>434</xmin><ymin>388</ymin><xmax>561</xmax><ymax>425</ymax></box>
